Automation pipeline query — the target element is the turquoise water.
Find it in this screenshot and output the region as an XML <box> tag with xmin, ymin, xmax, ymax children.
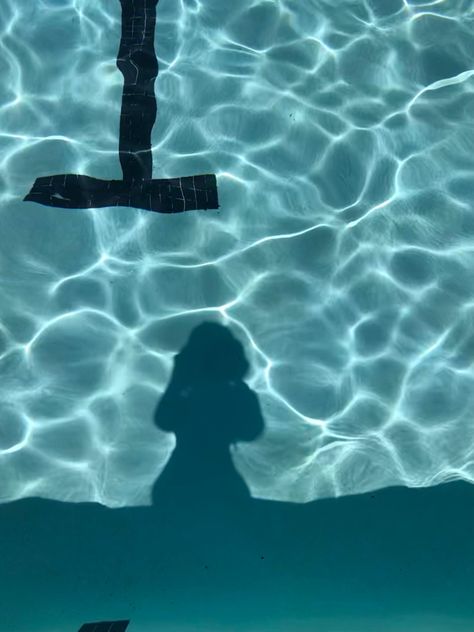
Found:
<box><xmin>1</xmin><ymin>0</ymin><xmax>474</xmax><ymax>629</ymax></box>
<box><xmin>1</xmin><ymin>0</ymin><xmax>474</xmax><ymax>505</ymax></box>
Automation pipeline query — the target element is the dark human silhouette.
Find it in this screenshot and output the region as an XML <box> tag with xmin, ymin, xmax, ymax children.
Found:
<box><xmin>152</xmin><ymin>322</ymin><xmax>264</xmax><ymax>515</ymax></box>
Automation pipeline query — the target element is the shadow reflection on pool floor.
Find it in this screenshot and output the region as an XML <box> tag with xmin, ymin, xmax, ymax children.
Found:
<box><xmin>1</xmin><ymin>322</ymin><xmax>474</xmax><ymax>631</ymax></box>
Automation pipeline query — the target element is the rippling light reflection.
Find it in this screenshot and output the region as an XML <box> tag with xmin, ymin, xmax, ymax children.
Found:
<box><xmin>1</xmin><ymin>0</ymin><xmax>474</xmax><ymax>506</ymax></box>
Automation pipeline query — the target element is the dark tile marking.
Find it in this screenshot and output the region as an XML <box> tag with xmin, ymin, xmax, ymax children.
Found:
<box><xmin>77</xmin><ymin>620</ymin><xmax>130</xmax><ymax>632</ymax></box>
<box><xmin>24</xmin><ymin>0</ymin><xmax>219</xmax><ymax>213</ymax></box>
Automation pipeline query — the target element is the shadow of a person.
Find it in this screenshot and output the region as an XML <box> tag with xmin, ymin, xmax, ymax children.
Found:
<box><xmin>151</xmin><ymin>322</ymin><xmax>265</xmax><ymax>531</ymax></box>
<box><xmin>2</xmin><ymin>320</ymin><xmax>474</xmax><ymax>628</ymax></box>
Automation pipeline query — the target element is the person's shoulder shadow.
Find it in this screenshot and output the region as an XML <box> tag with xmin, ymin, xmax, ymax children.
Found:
<box><xmin>151</xmin><ymin>321</ymin><xmax>265</xmax><ymax>530</ymax></box>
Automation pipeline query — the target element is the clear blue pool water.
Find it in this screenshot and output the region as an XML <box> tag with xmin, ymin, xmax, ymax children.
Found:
<box><xmin>1</xmin><ymin>0</ymin><xmax>474</xmax><ymax>630</ymax></box>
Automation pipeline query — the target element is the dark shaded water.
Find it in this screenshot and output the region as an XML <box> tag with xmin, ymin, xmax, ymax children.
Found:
<box><xmin>1</xmin><ymin>482</ymin><xmax>474</xmax><ymax>631</ymax></box>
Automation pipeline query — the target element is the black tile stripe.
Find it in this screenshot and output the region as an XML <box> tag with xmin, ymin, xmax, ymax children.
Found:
<box><xmin>24</xmin><ymin>0</ymin><xmax>219</xmax><ymax>213</ymax></box>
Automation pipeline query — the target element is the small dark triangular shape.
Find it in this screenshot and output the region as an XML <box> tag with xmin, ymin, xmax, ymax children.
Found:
<box><xmin>77</xmin><ymin>620</ymin><xmax>130</xmax><ymax>632</ymax></box>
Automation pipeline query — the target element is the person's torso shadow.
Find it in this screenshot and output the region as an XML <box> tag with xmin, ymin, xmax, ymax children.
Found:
<box><xmin>151</xmin><ymin>322</ymin><xmax>266</xmax><ymax>554</ymax></box>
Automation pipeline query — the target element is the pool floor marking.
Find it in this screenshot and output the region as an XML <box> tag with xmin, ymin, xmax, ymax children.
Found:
<box><xmin>77</xmin><ymin>620</ymin><xmax>130</xmax><ymax>632</ymax></box>
<box><xmin>24</xmin><ymin>0</ymin><xmax>219</xmax><ymax>213</ymax></box>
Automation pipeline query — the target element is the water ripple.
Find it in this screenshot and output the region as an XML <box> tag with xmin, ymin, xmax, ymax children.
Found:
<box><xmin>1</xmin><ymin>0</ymin><xmax>474</xmax><ymax>505</ymax></box>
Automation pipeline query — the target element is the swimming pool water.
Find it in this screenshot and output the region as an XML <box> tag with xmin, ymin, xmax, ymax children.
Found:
<box><xmin>1</xmin><ymin>0</ymin><xmax>474</xmax><ymax>509</ymax></box>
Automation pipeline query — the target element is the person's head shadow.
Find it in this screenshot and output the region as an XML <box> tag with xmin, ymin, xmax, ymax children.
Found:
<box><xmin>151</xmin><ymin>321</ymin><xmax>265</xmax><ymax>523</ymax></box>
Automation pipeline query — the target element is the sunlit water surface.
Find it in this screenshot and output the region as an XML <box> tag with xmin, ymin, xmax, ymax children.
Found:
<box><xmin>1</xmin><ymin>0</ymin><xmax>474</xmax><ymax>506</ymax></box>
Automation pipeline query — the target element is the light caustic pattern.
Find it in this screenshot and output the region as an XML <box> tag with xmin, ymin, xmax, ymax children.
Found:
<box><xmin>1</xmin><ymin>0</ymin><xmax>474</xmax><ymax>506</ymax></box>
